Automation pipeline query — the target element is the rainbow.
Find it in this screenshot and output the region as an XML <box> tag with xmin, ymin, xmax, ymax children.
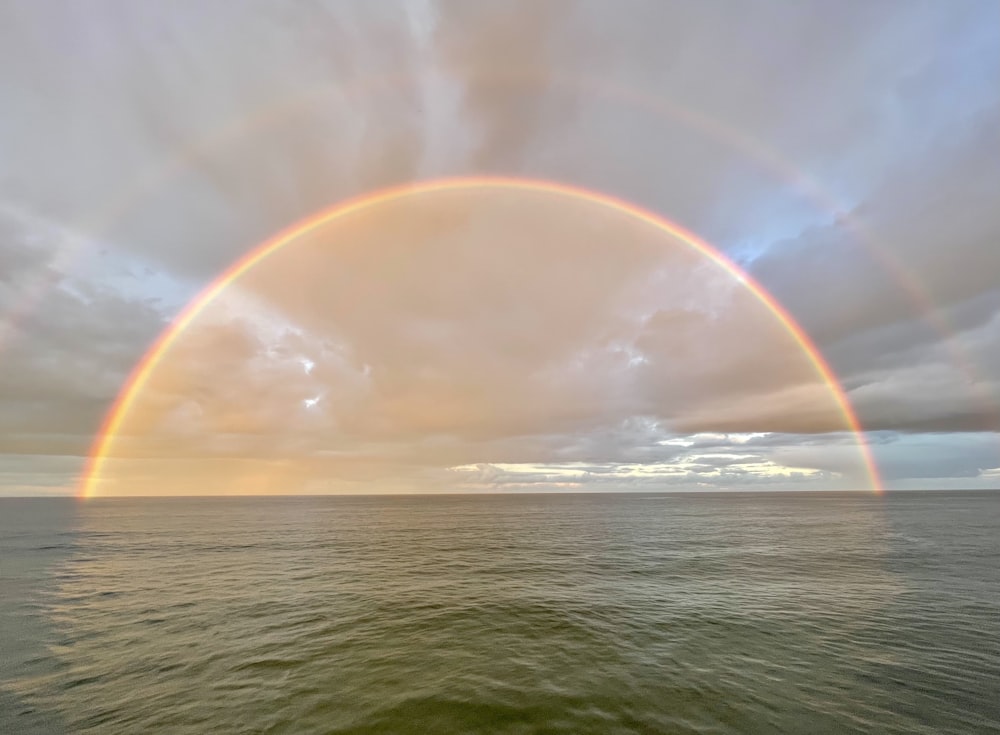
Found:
<box><xmin>79</xmin><ymin>176</ymin><xmax>883</xmax><ymax>497</ymax></box>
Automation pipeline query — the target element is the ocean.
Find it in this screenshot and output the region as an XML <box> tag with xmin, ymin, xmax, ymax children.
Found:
<box><xmin>1</xmin><ymin>492</ymin><xmax>998</xmax><ymax>734</ymax></box>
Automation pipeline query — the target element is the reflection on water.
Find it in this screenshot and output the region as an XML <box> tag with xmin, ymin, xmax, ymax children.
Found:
<box><xmin>2</xmin><ymin>492</ymin><xmax>999</xmax><ymax>734</ymax></box>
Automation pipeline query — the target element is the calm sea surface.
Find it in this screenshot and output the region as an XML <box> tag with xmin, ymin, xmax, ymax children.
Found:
<box><xmin>1</xmin><ymin>492</ymin><xmax>998</xmax><ymax>734</ymax></box>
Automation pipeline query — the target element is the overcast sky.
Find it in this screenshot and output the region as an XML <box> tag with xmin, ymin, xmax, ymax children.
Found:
<box><xmin>1</xmin><ymin>0</ymin><xmax>998</xmax><ymax>495</ymax></box>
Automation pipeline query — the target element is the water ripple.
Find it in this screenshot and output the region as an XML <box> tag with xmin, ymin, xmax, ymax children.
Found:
<box><xmin>2</xmin><ymin>492</ymin><xmax>998</xmax><ymax>734</ymax></box>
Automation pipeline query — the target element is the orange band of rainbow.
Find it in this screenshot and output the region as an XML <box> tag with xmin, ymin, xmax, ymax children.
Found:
<box><xmin>79</xmin><ymin>176</ymin><xmax>883</xmax><ymax>497</ymax></box>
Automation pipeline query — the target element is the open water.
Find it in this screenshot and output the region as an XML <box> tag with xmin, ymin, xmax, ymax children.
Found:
<box><xmin>1</xmin><ymin>491</ymin><xmax>998</xmax><ymax>734</ymax></box>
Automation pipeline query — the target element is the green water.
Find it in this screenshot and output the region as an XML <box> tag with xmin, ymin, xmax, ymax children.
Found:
<box><xmin>2</xmin><ymin>492</ymin><xmax>998</xmax><ymax>733</ymax></box>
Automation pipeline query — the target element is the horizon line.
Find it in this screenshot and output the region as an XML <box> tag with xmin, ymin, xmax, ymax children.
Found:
<box><xmin>7</xmin><ymin>488</ymin><xmax>999</xmax><ymax>500</ymax></box>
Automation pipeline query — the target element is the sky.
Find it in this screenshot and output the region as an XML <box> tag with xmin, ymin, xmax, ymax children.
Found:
<box><xmin>1</xmin><ymin>0</ymin><xmax>998</xmax><ymax>496</ymax></box>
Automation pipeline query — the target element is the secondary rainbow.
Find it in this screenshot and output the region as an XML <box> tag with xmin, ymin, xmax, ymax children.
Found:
<box><xmin>79</xmin><ymin>176</ymin><xmax>884</xmax><ymax>497</ymax></box>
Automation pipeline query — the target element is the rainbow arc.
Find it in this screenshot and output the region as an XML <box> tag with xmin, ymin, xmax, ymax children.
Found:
<box><xmin>80</xmin><ymin>177</ymin><xmax>883</xmax><ymax>498</ymax></box>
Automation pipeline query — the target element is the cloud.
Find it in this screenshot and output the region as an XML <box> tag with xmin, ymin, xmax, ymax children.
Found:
<box><xmin>748</xmin><ymin>103</ymin><xmax>1000</xmax><ymax>433</ymax></box>
<box><xmin>779</xmin><ymin>431</ymin><xmax>1000</xmax><ymax>486</ymax></box>
<box><xmin>2</xmin><ymin>1</ymin><xmax>998</xmax><ymax>493</ymax></box>
<box><xmin>0</xmin><ymin>208</ymin><xmax>169</xmax><ymax>460</ymax></box>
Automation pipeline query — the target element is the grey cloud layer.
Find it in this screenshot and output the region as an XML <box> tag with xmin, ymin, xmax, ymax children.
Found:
<box><xmin>1</xmin><ymin>0</ymin><xmax>998</xmax><ymax>492</ymax></box>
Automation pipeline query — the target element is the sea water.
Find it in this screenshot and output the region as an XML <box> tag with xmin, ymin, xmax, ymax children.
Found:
<box><xmin>1</xmin><ymin>491</ymin><xmax>998</xmax><ymax>733</ymax></box>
